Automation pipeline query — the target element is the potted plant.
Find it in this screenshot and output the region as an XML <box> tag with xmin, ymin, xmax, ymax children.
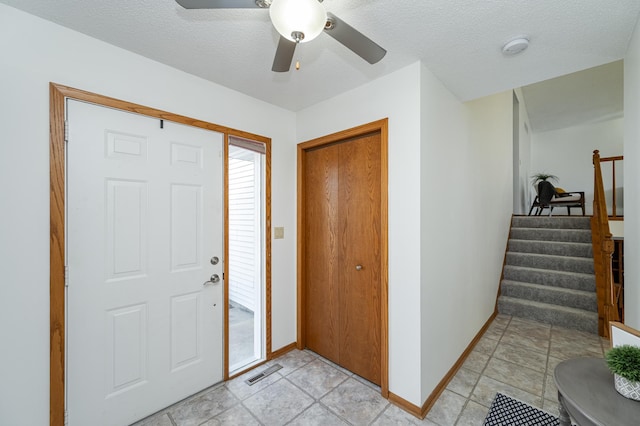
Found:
<box><xmin>530</xmin><ymin>173</ymin><xmax>558</xmax><ymax>187</ymax></box>
<box><xmin>606</xmin><ymin>344</ymin><xmax>640</xmax><ymax>401</ymax></box>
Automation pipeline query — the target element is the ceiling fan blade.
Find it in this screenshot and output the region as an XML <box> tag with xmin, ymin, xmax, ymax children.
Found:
<box><xmin>324</xmin><ymin>12</ymin><xmax>386</xmax><ymax>64</ymax></box>
<box><xmin>272</xmin><ymin>36</ymin><xmax>297</xmax><ymax>72</ymax></box>
<box><xmin>175</xmin><ymin>0</ymin><xmax>264</xmax><ymax>9</ymax></box>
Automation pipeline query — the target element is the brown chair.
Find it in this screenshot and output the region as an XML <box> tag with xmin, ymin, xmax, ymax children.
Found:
<box><xmin>528</xmin><ymin>180</ymin><xmax>585</xmax><ymax>216</ymax></box>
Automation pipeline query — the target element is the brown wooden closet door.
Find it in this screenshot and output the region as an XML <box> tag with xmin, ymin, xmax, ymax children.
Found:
<box><xmin>304</xmin><ymin>144</ymin><xmax>340</xmax><ymax>362</ymax></box>
<box><xmin>338</xmin><ymin>133</ymin><xmax>381</xmax><ymax>385</ymax></box>
<box><xmin>303</xmin><ymin>132</ymin><xmax>381</xmax><ymax>385</ymax></box>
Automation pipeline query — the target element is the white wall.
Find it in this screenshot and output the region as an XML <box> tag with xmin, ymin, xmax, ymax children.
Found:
<box><xmin>514</xmin><ymin>88</ymin><xmax>533</xmax><ymax>214</ymax></box>
<box><xmin>297</xmin><ymin>63</ymin><xmax>424</xmax><ymax>405</ymax></box>
<box><xmin>531</xmin><ymin>118</ymin><xmax>624</xmax><ymax>215</ymax></box>
<box><xmin>624</xmin><ymin>18</ymin><xmax>640</xmax><ymax>329</ymax></box>
<box><xmin>0</xmin><ymin>5</ymin><xmax>297</xmax><ymax>425</ymax></box>
<box><xmin>420</xmin><ymin>66</ymin><xmax>513</xmax><ymax>401</ymax></box>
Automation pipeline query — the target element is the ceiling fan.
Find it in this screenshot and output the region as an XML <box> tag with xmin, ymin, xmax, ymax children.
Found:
<box><xmin>175</xmin><ymin>0</ymin><xmax>387</xmax><ymax>72</ymax></box>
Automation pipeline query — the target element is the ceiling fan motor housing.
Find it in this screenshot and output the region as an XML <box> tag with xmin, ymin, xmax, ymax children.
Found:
<box><xmin>269</xmin><ymin>0</ymin><xmax>327</xmax><ymax>43</ymax></box>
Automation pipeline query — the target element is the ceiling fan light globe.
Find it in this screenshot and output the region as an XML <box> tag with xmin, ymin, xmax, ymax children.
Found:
<box><xmin>269</xmin><ymin>0</ymin><xmax>326</xmax><ymax>43</ymax></box>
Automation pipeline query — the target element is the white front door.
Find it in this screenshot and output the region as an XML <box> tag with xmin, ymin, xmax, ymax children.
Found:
<box><xmin>66</xmin><ymin>100</ymin><xmax>224</xmax><ymax>425</ymax></box>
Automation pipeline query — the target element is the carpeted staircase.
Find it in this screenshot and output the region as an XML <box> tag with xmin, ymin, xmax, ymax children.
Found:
<box><xmin>498</xmin><ymin>216</ymin><xmax>598</xmax><ymax>334</ymax></box>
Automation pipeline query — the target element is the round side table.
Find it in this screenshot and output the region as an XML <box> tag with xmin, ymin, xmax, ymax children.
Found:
<box><xmin>554</xmin><ymin>357</ymin><xmax>640</xmax><ymax>426</ymax></box>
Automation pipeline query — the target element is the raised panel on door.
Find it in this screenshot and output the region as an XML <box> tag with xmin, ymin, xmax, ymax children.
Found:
<box><xmin>105</xmin><ymin>179</ymin><xmax>148</xmax><ymax>281</ymax></box>
<box><xmin>304</xmin><ymin>144</ymin><xmax>340</xmax><ymax>363</ymax></box>
<box><xmin>106</xmin><ymin>304</ymin><xmax>148</xmax><ymax>396</ymax></box>
<box><xmin>170</xmin><ymin>183</ymin><xmax>203</xmax><ymax>272</ymax></box>
<box><xmin>67</xmin><ymin>100</ymin><xmax>223</xmax><ymax>425</ymax></box>
<box><xmin>170</xmin><ymin>292</ymin><xmax>203</xmax><ymax>371</ymax></box>
<box><xmin>338</xmin><ymin>133</ymin><xmax>382</xmax><ymax>385</ymax></box>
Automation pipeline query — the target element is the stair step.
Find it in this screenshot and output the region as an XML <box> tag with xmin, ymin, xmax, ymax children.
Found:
<box><xmin>503</xmin><ymin>265</ymin><xmax>595</xmax><ymax>292</ymax></box>
<box><xmin>500</xmin><ymin>216</ymin><xmax>598</xmax><ymax>335</ymax></box>
<box><xmin>501</xmin><ymin>280</ymin><xmax>597</xmax><ymax>312</ymax></box>
<box><xmin>506</xmin><ymin>252</ymin><xmax>594</xmax><ymax>274</ymax></box>
<box><xmin>497</xmin><ymin>296</ymin><xmax>598</xmax><ymax>334</ymax></box>
<box><xmin>512</xmin><ymin>216</ymin><xmax>591</xmax><ymax>230</ymax></box>
<box><xmin>510</xmin><ymin>227</ymin><xmax>592</xmax><ymax>243</ymax></box>
<box><xmin>508</xmin><ymin>239</ymin><xmax>593</xmax><ymax>258</ymax></box>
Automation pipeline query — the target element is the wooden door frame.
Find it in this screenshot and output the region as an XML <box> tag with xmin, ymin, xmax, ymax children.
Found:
<box><xmin>49</xmin><ymin>83</ymin><xmax>272</xmax><ymax>426</ymax></box>
<box><xmin>296</xmin><ymin>118</ymin><xmax>389</xmax><ymax>398</ymax></box>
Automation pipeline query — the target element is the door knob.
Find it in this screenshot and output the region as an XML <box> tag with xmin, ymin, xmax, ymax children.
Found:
<box><xmin>203</xmin><ymin>274</ymin><xmax>221</xmax><ymax>286</ymax></box>
<box><xmin>355</xmin><ymin>265</ymin><xmax>363</xmax><ymax>271</ymax></box>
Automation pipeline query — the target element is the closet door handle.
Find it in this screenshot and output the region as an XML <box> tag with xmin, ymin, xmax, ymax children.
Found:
<box><xmin>355</xmin><ymin>265</ymin><xmax>363</xmax><ymax>271</ymax></box>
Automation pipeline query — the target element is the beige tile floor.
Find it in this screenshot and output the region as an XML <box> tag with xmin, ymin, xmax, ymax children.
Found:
<box><xmin>134</xmin><ymin>314</ymin><xmax>608</xmax><ymax>425</ymax></box>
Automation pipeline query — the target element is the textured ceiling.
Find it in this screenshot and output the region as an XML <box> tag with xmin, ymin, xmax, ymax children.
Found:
<box><xmin>2</xmin><ymin>0</ymin><xmax>639</xmax><ymax>112</ymax></box>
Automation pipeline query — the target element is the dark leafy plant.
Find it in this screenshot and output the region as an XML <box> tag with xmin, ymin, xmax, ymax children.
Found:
<box><xmin>530</xmin><ymin>173</ymin><xmax>559</xmax><ymax>186</ymax></box>
<box><xmin>606</xmin><ymin>345</ymin><xmax>640</xmax><ymax>382</ymax></box>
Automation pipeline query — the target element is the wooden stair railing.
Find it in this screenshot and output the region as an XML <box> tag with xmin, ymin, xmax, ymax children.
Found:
<box><xmin>591</xmin><ymin>150</ymin><xmax>620</xmax><ymax>338</ymax></box>
<box><xmin>600</xmin><ymin>154</ymin><xmax>624</xmax><ymax>323</ymax></box>
<box><xmin>599</xmin><ymin>154</ymin><xmax>624</xmax><ymax>219</ymax></box>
